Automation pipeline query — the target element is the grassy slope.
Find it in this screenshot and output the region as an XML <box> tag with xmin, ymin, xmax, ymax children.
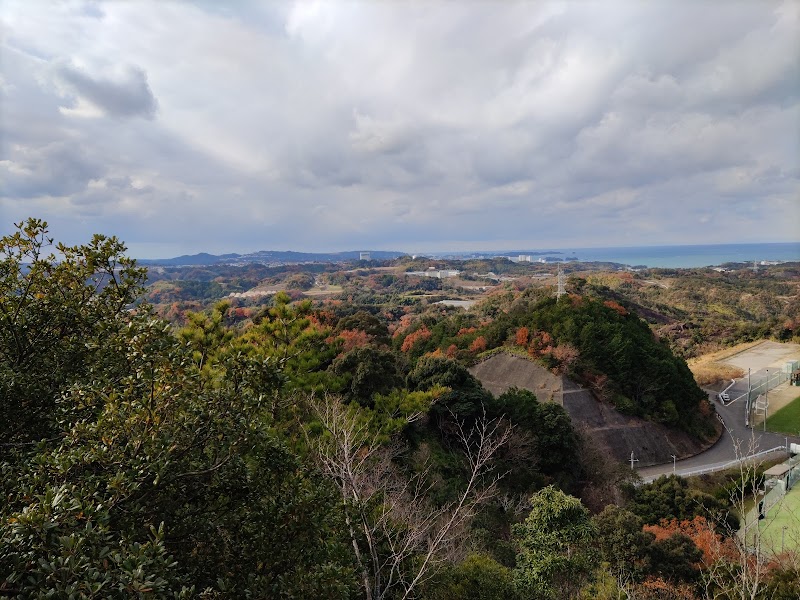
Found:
<box><xmin>765</xmin><ymin>394</ymin><xmax>800</xmax><ymax>436</ymax></box>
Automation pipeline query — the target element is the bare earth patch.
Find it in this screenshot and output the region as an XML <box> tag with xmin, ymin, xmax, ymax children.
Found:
<box><xmin>688</xmin><ymin>340</ymin><xmax>767</xmax><ymax>386</ymax></box>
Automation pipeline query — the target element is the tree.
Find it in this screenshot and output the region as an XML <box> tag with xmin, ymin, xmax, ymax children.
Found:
<box><xmin>305</xmin><ymin>394</ymin><xmax>510</xmax><ymax>600</ymax></box>
<box><xmin>407</xmin><ymin>355</ymin><xmax>492</xmax><ymax>421</ymax></box>
<box><xmin>0</xmin><ymin>218</ymin><xmax>146</xmax><ymax>445</ymax></box>
<box><xmin>336</xmin><ymin>310</ymin><xmax>390</xmax><ymax>345</ymax></box>
<box><xmin>512</xmin><ymin>486</ymin><xmax>596</xmax><ymax>599</ymax></box>
<box><xmin>648</xmin><ymin>532</ymin><xmax>703</xmax><ymax>584</ymax></box>
<box><xmin>491</xmin><ymin>388</ymin><xmax>581</xmax><ymax>483</ymax></box>
<box><xmin>593</xmin><ymin>505</ymin><xmax>655</xmax><ymax>585</ymax></box>
<box><xmin>627</xmin><ymin>475</ymin><xmax>725</xmax><ymax>525</ymax></box>
<box><xmin>246</xmin><ymin>291</ymin><xmax>336</xmax><ymax>392</ymax></box>
<box><xmin>0</xmin><ymin>225</ymin><xmax>357</xmax><ymax>598</ymax></box>
<box><xmin>422</xmin><ymin>553</ymin><xmax>518</xmax><ymax>600</ymax></box>
<box><xmin>331</xmin><ymin>346</ymin><xmax>405</xmax><ymax>407</ymax></box>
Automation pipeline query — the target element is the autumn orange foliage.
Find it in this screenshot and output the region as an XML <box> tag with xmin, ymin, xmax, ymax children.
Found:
<box><xmin>392</xmin><ymin>314</ymin><xmax>415</xmax><ymax>338</ymax></box>
<box><xmin>603</xmin><ymin>299</ymin><xmax>628</xmax><ymax>316</ymax></box>
<box><xmin>338</xmin><ymin>329</ymin><xmax>371</xmax><ymax>352</ymax></box>
<box><xmin>644</xmin><ymin>516</ymin><xmax>737</xmax><ymax>566</ymax></box>
<box><xmin>635</xmin><ymin>577</ymin><xmax>698</xmax><ymax>600</ymax></box>
<box><xmin>469</xmin><ymin>336</ymin><xmax>487</xmax><ymax>353</ymax></box>
<box><xmin>401</xmin><ymin>326</ymin><xmax>431</xmax><ymax>352</ymax></box>
<box><xmin>515</xmin><ymin>326</ymin><xmax>529</xmax><ymax>346</ymax></box>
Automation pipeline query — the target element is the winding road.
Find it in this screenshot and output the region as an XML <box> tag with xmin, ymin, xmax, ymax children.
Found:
<box><xmin>637</xmin><ymin>343</ymin><xmax>800</xmax><ymax>483</ymax></box>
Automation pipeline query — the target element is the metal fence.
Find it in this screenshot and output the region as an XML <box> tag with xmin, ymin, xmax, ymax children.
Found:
<box><xmin>639</xmin><ymin>446</ymin><xmax>788</xmax><ymax>484</ymax></box>
<box><xmin>750</xmin><ymin>369</ymin><xmax>790</xmax><ymax>398</ymax></box>
<box><xmin>744</xmin><ymin>369</ymin><xmax>791</xmax><ymax>426</ymax></box>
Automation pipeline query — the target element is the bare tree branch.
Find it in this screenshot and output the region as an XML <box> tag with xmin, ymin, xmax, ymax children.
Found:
<box><xmin>304</xmin><ymin>394</ymin><xmax>510</xmax><ymax>600</ymax></box>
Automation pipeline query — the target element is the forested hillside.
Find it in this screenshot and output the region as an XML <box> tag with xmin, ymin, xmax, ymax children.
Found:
<box><xmin>2</xmin><ymin>221</ymin><xmax>797</xmax><ymax>599</ymax></box>
<box><xmin>572</xmin><ymin>267</ymin><xmax>800</xmax><ymax>358</ymax></box>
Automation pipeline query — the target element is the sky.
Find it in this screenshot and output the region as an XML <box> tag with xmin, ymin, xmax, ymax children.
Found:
<box><xmin>1</xmin><ymin>0</ymin><xmax>799</xmax><ymax>258</ymax></box>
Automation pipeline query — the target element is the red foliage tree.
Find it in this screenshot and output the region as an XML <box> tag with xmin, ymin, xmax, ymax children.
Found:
<box><xmin>338</xmin><ymin>329</ymin><xmax>372</xmax><ymax>353</ymax></box>
<box><xmin>469</xmin><ymin>336</ymin><xmax>487</xmax><ymax>353</ymax></box>
<box><xmin>401</xmin><ymin>326</ymin><xmax>431</xmax><ymax>353</ymax></box>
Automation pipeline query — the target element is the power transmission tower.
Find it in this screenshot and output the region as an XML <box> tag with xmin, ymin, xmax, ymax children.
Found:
<box><xmin>556</xmin><ymin>265</ymin><xmax>566</xmax><ymax>299</ymax></box>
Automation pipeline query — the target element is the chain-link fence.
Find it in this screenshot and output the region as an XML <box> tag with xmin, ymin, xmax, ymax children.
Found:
<box><xmin>749</xmin><ymin>369</ymin><xmax>790</xmax><ymax>399</ymax></box>
<box><xmin>744</xmin><ymin>369</ymin><xmax>791</xmax><ymax>427</ymax></box>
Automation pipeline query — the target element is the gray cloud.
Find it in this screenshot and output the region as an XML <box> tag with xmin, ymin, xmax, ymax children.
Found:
<box><xmin>1</xmin><ymin>141</ymin><xmax>104</xmax><ymax>199</ymax></box>
<box><xmin>0</xmin><ymin>0</ymin><xmax>797</xmax><ymax>255</ymax></box>
<box><xmin>55</xmin><ymin>62</ymin><xmax>157</xmax><ymax>119</ymax></box>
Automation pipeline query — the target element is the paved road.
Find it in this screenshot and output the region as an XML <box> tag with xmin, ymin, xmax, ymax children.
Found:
<box><xmin>637</xmin><ymin>368</ymin><xmax>800</xmax><ymax>482</ymax></box>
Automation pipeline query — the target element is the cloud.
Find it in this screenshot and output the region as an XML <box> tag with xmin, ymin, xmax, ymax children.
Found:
<box><xmin>54</xmin><ymin>62</ymin><xmax>157</xmax><ymax>119</ymax></box>
<box><xmin>0</xmin><ymin>141</ymin><xmax>104</xmax><ymax>199</ymax></box>
<box><xmin>0</xmin><ymin>0</ymin><xmax>797</xmax><ymax>255</ymax></box>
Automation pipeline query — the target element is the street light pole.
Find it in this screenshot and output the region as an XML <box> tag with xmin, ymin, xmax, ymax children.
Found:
<box><xmin>630</xmin><ymin>452</ymin><xmax>639</xmax><ymax>471</ymax></box>
<box><xmin>747</xmin><ymin>368</ymin><xmax>751</xmax><ymax>427</ymax></box>
<box><xmin>765</xmin><ymin>369</ymin><xmax>769</xmax><ymax>432</ymax></box>
<box><xmin>671</xmin><ymin>454</ymin><xmax>676</xmax><ymax>475</ymax></box>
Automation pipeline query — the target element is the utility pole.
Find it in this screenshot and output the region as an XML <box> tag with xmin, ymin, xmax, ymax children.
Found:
<box><xmin>765</xmin><ymin>369</ymin><xmax>769</xmax><ymax>432</ymax></box>
<box><xmin>746</xmin><ymin>368</ymin><xmax>751</xmax><ymax>427</ymax></box>
<box><xmin>556</xmin><ymin>266</ymin><xmax>566</xmax><ymax>299</ymax></box>
<box><xmin>630</xmin><ymin>451</ymin><xmax>639</xmax><ymax>471</ymax></box>
<box><xmin>671</xmin><ymin>455</ymin><xmax>677</xmax><ymax>475</ymax></box>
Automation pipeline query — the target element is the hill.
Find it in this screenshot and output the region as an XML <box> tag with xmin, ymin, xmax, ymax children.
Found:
<box><xmin>139</xmin><ymin>249</ymin><xmax>406</xmax><ymax>266</ymax></box>
<box><xmin>470</xmin><ymin>353</ymin><xmax>712</xmax><ymax>467</ymax></box>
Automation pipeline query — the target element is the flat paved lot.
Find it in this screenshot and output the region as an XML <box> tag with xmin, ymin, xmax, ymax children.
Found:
<box><xmin>724</xmin><ymin>341</ymin><xmax>800</xmax><ymax>372</ymax></box>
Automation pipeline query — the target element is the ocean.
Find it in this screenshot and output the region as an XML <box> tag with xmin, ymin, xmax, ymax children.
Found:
<box><xmin>438</xmin><ymin>242</ymin><xmax>800</xmax><ymax>268</ymax></box>
<box><xmin>554</xmin><ymin>242</ymin><xmax>800</xmax><ymax>268</ymax></box>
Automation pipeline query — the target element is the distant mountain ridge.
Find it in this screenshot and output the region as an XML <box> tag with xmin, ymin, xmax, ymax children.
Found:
<box><xmin>138</xmin><ymin>249</ymin><xmax>407</xmax><ymax>266</ymax></box>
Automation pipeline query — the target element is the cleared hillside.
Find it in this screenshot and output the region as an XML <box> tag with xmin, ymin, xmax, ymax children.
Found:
<box><xmin>470</xmin><ymin>353</ymin><xmax>712</xmax><ymax>467</ymax></box>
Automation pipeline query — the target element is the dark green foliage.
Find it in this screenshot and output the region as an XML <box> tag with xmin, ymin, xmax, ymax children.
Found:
<box><xmin>1</xmin><ymin>315</ymin><xmax>356</xmax><ymax>598</ymax></box>
<box><xmin>648</xmin><ymin>533</ymin><xmax>703</xmax><ymax>584</ymax></box>
<box><xmin>0</xmin><ymin>219</ymin><xmax>147</xmax><ymax>445</ymax></box>
<box><xmin>422</xmin><ymin>553</ymin><xmax>518</xmax><ymax>600</ymax></box>
<box><xmin>491</xmin><ymin>388</ymin><xmax>581</xmax><ymax>487</ymax></box>
<box><xmin>331</xmin><ymin>346</ymin><xmax>404</xmax><ymax>407</ymax></box>
<box><xmin>512</xmin><ymin>486</ymin><xmax>596</xmax><ymax>600</ymax></box>
<box><xmin>407</xmin><ymin>355</ymin><xmax>492</xmax><ymax>420</ymax></box>
<box><xmin>626</xmin><ymin>475</ymin><xmax>726</xmax><ymax>525</ymax></box>
<box><xmin>0</xmin><ymin>224</ymin><xmax>356</xmax><ymax>598</ymax></box>
<box><xmin>593</xmin><ymin>505</ymin><xmax>654</xmax><ymax>581</ymax></box>
<box><xmin>335</xmin><ymin>309</ymin><xmax>391</xmax><ymax>344</ymax></box>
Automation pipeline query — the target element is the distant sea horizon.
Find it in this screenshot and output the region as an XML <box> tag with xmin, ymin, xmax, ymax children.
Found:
<box><xmin>435</xmin><ymin>242</ymin><xmax>800</xmax><ymax>269</ymax></box>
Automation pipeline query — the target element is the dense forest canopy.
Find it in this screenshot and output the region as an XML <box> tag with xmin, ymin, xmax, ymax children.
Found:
<box><xmin>2</xmin><ymin>220</ymin><xmax>797</xmax><ymax>599</ymax></box>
